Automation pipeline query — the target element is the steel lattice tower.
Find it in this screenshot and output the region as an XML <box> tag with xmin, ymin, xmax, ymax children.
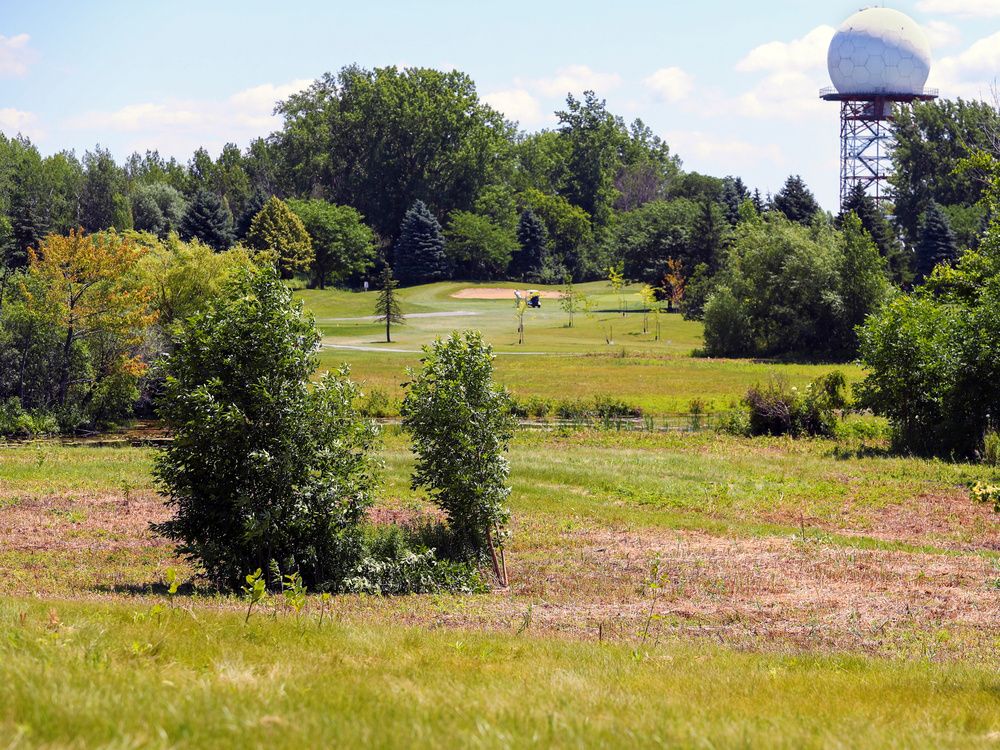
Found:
<box><xmin>820</xmin><ymin>89</ymin><xmax>938</xmax><ymax>210</ymax></box>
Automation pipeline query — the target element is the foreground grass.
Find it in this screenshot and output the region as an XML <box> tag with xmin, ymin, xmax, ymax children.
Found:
<box><xmin>2</xmin><ymin>598</ymin><xmax>1000</xmax><ymax>749</ymax></box>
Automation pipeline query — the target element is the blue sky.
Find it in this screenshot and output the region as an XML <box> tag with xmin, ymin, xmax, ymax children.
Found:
<box><xmin>1</xmin><ymin>0</ymin><xmax>998</xmax><ymax>210</ymax></box>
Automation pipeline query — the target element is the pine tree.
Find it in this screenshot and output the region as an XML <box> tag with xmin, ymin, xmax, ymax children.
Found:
<box><xmin>245</xmin><ymin>196</ymin><xmax>314</xmax><ymax>278</ymax></box>
<box><xmin>720</xmin><ymin>177</ymin><xmax>749</xmax><ymax>226</ymax></box>
<box><xmin>914</xmin><ymin>202</ymin><xmax>958</xmax><ymax>282</ymax></box>
<box><xmin>180</xmin><ymin>190</ymin><xmax>234</xmax><ymax>251</ymax></box>
<box><xmin>235</xmin><ymin>190</ymin><xmax>268</xmax><ymax>240</ymax></box>
<box><xmin>509</xmin><ymin>209</ymin><xmax>548</xmax><ymax>280</ymax></box>
<box><xmin>773</xmin><ymin>175</ymin><xmax>820</xmax><ymax>225</ymax></box>
<box><xmin>393</xmin><ymin>200</ymin><xmax>448</xmax><ymax>286</ymax></box>
<box><xmin>752</xmin><ymin>189</ymin><xmax>766</xmax><ymax>215</ymax></box>
<box><xmin>373</xmin><ymin>265</ymin><xmax>405</xmax><ymax>343</ymax></box>
<box><xmin>840</xmin><ymin>183</ymin><xmax>909</xmax><ymax>284</ymax></box>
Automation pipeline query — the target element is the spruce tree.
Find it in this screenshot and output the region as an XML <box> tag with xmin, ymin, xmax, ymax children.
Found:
<box><xmin>773</xmin><ymin>175</ymin><xmax>820</xmax><ymax>225</ymax></box>
<box><xmin>509</xmin><ymin>209</ymin><xmax>548</xmax><ymax>280</ymax></box>
<box><xmin>393</xmin><ymin>200</ymin><xmax>448</xmax><ymax>286</ymax></box>
<box><xmin>914</xmin><ymin>202</ymin><xmax>958</xmax><ymax>282</ymax></box>
<box><xmin>373</xmin><ymin>265</ymin><xmax>405</xmax><ymax>343</ymax></box>
<box><xmin>720</xmin><ymin>177</ymin><xmax>750</xmax><ymax>226</ymax></box>
<box><xmin>180</xmin><ymin>189</ymin><xmax>234</xmax><ymax>251</ymax></box>
<box><xmin>840</xmin><ymin>183</ymin><xmax>909</xmax><ymax>284</ymax></box>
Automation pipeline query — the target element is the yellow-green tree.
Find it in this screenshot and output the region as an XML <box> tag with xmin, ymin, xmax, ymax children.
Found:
<box><xmin>25</xmin><ymin>230</ymin><xmax>156</xmax><ymax>423</ymax></box>
<box><xmin>246</xmin><ymin>197</ymin><xmax>314</xmax><ymax>278</ymax></box>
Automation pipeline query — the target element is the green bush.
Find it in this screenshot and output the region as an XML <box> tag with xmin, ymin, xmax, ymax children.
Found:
<box><xmin>401</xmin><ymin>331</ymin><xmax>516</xmax><ymax>565</ymax></box>
<box><xmin>0</xmin><ymin>398</ymin><xmax>58</xmax><ymax>438</ymax></box>
<box><xmin>342</xmin><ymin>525</ymin><xmax>485</xmax><ymax>595</ymax></box>
<box><xmin>153</xmin><ymin>268</ymin><xmax>379</xmax><ymax>591</ymax></box>
<box><xmin>743</xmin><ymin>372</ymin><xmax>847</xmax><ymax>438</ymax></box>
<box><xmin>702</xmin><ymin>214</ymin><xmax>888</xmax><ymax>360</ymax></box>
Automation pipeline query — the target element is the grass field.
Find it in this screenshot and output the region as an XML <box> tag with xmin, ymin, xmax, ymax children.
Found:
<box><xmin>2</xmin><ymin>428</ymin><xmax>1000</xmax><ymax>747</ymax></box>
<box><xmin>4</xmin><ymin>281</ymin><xmax>1000</xmax><ymax>747</ymax></box>
<box><xmin>303</xmin><ymin>281</ymin><xmax>864</xmax><ymax>413</ymax></box>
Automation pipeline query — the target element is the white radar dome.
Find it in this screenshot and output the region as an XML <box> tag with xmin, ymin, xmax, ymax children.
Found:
<box><xmin>827</xmin><ymin>8</ymin><xmax>932</xmax><ymax>96</ymax></box>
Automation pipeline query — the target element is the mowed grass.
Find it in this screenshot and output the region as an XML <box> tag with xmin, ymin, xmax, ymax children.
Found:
<box><xmin>3</xmin><ymin>597</ymin><xmax>1000</xmax><ymax>750</ymax></box>
<box><xmin>301</xmin><ymin>281</ymin><xmax>864</xmax><ymax>413</ymax></box>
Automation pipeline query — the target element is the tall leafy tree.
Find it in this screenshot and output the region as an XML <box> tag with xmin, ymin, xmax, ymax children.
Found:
<box><xmin>837</xmin><ymin>213</ymin><xmax>889</xmax><ymax>353</ymax></box>
<box><xmin>273</xmin><ymin>66</ymin><xmax>515</xmax><ymax>240</ymax></box>
<box><xmin>914</xmin><ymin>202</ymin><xmax>958</xmax><ymax>282</ymax></box>
<box><xmin>288</xmin><ymin>199</ymin><xmax>375</xmax><ymax>289</ymax></box>
<box><xmin>556</xmin><ymin>91</ymin><xmax>626</xmax><ymax>229</ymax></box>
<box><xmin>80</xmin><ymin>147</ymin><xmax>129</xmax><ymax>232</ymax></box>
<box><xmin>24</xmin><ymin>230</ymin><xmax>156</xmax><ymax>426</ymax></box>
<box><xmin>179</xmin><ymin>189</ymin><xmax>234</xmax><ymax>251</ymax></box>
<box><xmin>509</xmin><ymin>209</ymin><xmax>548</xmax><ymax>280</ymax></box>
<box><xmin>245</xmin><ymin>196</ymin><xmax>314</xmax><ymax>278</ymax></box>
<box><xmin>891</xmin><ymin>99</ymin><xmax>1000</xmax><ymax>245</ymax></box>
<box><xmin>373</xmin><ymin>265</ymin><xmax>405</xmax><ymax>343</ymax></box>
<box><xmin>444</xmin><ymin>211</ymin><xmax>517</xmax><ymax>280</ymax></box>
<box><xmin>132</xmin><ymin>183</ymin><xmax>187</xmax><ymax>238</ymax></box>
<box><xmin>840</xmin><ymin>183</ymin><xmax>908</xmax><ymax>284</ymax></box>
<box><xmin>393</xmin><ymin>200</ymin><xmax>447</xmax><ymax>286</ymax></box>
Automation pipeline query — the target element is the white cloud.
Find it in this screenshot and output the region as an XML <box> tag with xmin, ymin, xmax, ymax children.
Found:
<box><xmin>0</xmin><ymin>33</ymin><xmax>34</xmax><ymax>78</ymax></box>
<box><xmin>482</xmin><ymin>88</ymin><xmax>548</xmax><ymax>127</ymax></box>
<box><xmin>930</xmin><ymin>31</ymin><xmax>1000</xmax><ymax>98</ymax></box>
<box><xmin>529</xmin><ymin>65</ymin><xmax>621</xmax><ymax>97</ymax></box>
<box><xmin>664</xmin><ymin>129</ymin><xmax>785</xmax><ymax>168</ymax></box>
<box><xmin>0</xmin><ymin>107</ymin><xmax>41</xmax><ymax>137</ymax></box>
<box><xmin>917</xmin><ymin>0</ymin><xmax>1000</xmax><ymax>18</ymax></box>
<box><xmin>735</xmin><ymin>70</ymin><xmax>828</xmax><ymax>120</ymax></box>
<box><xmin>924</xmin><ymin>20</ymin><xmax>962</xmax><ymax>49</ymax></box>
<box><xmin>62</xmin><ymin>78</ymin><xmax>312</xmax><ymax>156</ymax></box>
<box><xmin>643</xmin><ymin>67</ymin><xmax>694</xmax><ymax>102</ymax></box>
<box><xmin>736</xmin><ymin>25</ymin><xmax>835</xmax><ymax>73</ymax></box>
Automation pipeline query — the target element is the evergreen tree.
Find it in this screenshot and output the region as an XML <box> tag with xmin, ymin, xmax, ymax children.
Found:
<box><xmin>235</xmin><ymin>190</ymin><xmax>268</xmax><ymax>241</ymax></box>
<box><xmin>179</xmin><ymin>189</ymin><xmax>234</xmax><ymax>251</ymax></box>
<box><xmin>509</xmin><ymin>209</ymin><xmax>548</xmax><ymax>280</ymax></box>
<box><xmin>914</xmin><ymin>202</ymin><xmax>958</xmax><ymax>282</ymax></box>
<box><xmin>752</xmin><ymin>189</ymin><xmax>766</xmax><ymax>215</ymax></box>
<box><xmin>773</xmin><ymin>175</ymin><xmax>820</xmax><ymax>225</ymax></box>
<box><xmin>393</xmin><ymin>200</ymin><xmax>447</xmax><ymax>286</ymax></box>
<box><xmin>839</xmin><ymin>183</ymin><xmax>909</xmax><ymax>284</ymax></box>
<box><xmin>8</xmin><ymin>191</ymin><xmax>46</xmax><ymax>263</ymax></box>
<box><xmin>720</xmin><ymin>176</ymin><xmax>750</xmax><ymax>226</ymax></box>
<box><xmin>373</xmin><ymin>265</ymin><xmax>405</xmax><ymax>343</ymax></box>
<box><xmin>245</xmin><ymin>196</ymin><xmax>314</xmax><ymax>278</ymax></box>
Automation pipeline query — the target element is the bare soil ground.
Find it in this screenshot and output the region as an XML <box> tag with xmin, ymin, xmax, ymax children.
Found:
<box><xmin>3</xmin><ymin>486</ymin><xmax>997</xmax><ymax>659</ymax></box>
<box><xmin>451</xmin><ymin>287</ymin><xmax>563</xmax><ymax>300</ymax></box>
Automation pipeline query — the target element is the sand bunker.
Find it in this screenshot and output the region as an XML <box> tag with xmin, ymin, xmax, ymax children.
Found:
<box><xmin>451</xmin><ymin>287</ymin><xmax>562</xmax><ymax>300</ymax></box>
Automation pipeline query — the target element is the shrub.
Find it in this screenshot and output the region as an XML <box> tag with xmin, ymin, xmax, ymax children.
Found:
<box><xmin>153</xmin><ymin>268</ymin><xmax>379</xmax><ymax>591</ymax></box>
<box><xmin>401</xmin><ymin>331</ymin><xmax>516</xmax><ymax>577</ymax></box>
<box><xmin>0</xmin><ymin>398</ymin><xmax>58</xmax><ymax>438</ymax></box>
<box><xmin>744</xmin><ymin>372</ymin><xmax>847</xmax><ymax>438</ymax></box>
<box><xmin>984</xmin><ymin>431</ymin><xmax>1000</xmax><ymax>466</ymax></box>
<box><xmin>342</xmin><ymin>525</ymin><xmax>485</xmax><ymax>595</ymax></box>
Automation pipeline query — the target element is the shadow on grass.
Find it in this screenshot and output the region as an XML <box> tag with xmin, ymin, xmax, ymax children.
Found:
<box><xmin>91</xmin><ymin>581</ymin><xmax>215</xmax><ymax>598</ymax></box>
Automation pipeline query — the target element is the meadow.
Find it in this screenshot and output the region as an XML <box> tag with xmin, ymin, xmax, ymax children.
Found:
<box><xmin>2</xmin><ymin>282</ymin><xmax>999</xmax><ymax>748</ymax></box>
<box><xmin>2</xmin><ymin>427</ymin><xmax>999</xmax><ymax>747</ymax></box>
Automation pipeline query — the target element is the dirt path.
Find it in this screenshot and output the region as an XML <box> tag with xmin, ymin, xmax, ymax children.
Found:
<box><xmin>318</xmin><ymin>311</ymin><xmax>480</xmax><ymax>322</ymax></box>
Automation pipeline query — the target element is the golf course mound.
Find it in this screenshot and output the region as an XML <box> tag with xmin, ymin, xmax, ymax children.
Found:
<box><xmin>451</xmin><ymin>287</ymin><xmax>563</xmax><ymax>300</ymax></box>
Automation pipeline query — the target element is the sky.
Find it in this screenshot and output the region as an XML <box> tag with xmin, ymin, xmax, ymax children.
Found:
<box><xmin>0</xmin><ymin>0</ymin><xmax>998</xmax><ymax>210</ymax></box>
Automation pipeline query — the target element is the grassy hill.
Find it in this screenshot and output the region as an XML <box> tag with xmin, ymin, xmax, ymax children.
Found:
<box><xmin>300</xmin><ymin>281</ymin><xmax>862</xmax><ymax>414</ymax></box>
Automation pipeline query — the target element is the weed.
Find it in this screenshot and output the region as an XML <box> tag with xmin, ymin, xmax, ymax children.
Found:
<box><xmin>241</xmin><ymin>569</ymin><xmax>267</xmax><ymax>624</ymax></box>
